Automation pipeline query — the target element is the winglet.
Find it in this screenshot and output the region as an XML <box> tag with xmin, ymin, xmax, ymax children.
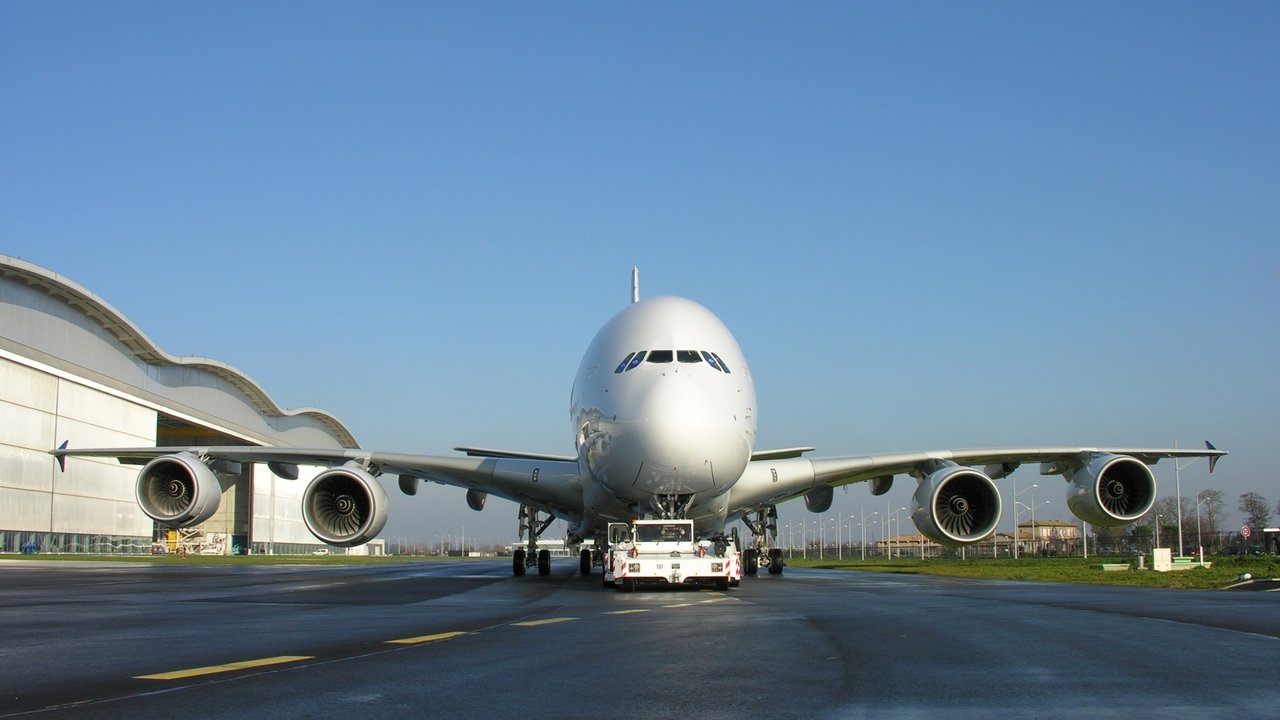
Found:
<box><xmin>1205</xmin><ymin>441</ymin><xmax>1219</xmax><ymax>473</ymax></box>
<box><xmin>55</xmin><ymin>440</ymin><xmax>68</xmax><ymax>473</ymax></box>
<box><xmin>631</xmin><ymin>266</ymin><xmax>639</xmax><ymax>304</ymax></box>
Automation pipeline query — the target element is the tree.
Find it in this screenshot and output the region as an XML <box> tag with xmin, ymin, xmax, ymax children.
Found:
<box><xmin>1238</xmin><ymin>492</ymin><xmax>1271</xmax><ymax>531</ymax></box>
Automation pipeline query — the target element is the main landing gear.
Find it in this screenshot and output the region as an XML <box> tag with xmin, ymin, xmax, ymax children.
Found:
<box><xmin>742</xmin><ymin>505</ymin><xmax>784</xmax><ymax>576</ymax></box>
<box><xmin>512</xmin><ymin>505</ymin><xmax>554</xmax><ymax>577</ymax></box>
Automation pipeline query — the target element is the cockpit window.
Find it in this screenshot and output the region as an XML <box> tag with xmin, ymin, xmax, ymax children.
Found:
<box><xmin>617</xmin><ymin>349</ymin><xmax>730</xmax><ymax>373</ymax></box>
<box><xmin>626</xmin><ymin>351</ymin><xmax>647</xmax><ymax>371</ymax></box>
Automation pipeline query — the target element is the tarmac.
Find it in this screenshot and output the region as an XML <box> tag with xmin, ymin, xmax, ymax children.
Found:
<box><xmin>1</xmin><ymin>558</ymin><xmax>1277</xmax><ymax>719</ymax></box>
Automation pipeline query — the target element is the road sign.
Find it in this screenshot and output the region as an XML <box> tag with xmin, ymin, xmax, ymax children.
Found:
<box><xmin>1241</xmin><ymin>526</ymin><xmax>1252</xmax><ymax>538</ymax></box>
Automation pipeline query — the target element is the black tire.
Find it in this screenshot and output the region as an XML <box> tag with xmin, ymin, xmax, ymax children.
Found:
<box><xmin>537</xmin><ymin>549</ymin><xmax>552</xmax><ymax>576</ymax></box>
<box><xmin>715</xmin><ymin>577</ymin><xmax>730</xmax><ymax>591</ymax></box>
<box><xmin>745</xmin><ymin>548</ymin><xmax>759</xmax><ymax>576</ymax></box>
<box><xmin>579</xmin><ymin>548</ymin><xmax>592</xmax><ymax>576</ymax></box>
<box><xmin>621</xmin><ymin>578</ymin><xmax>636</xmax><ymax>593</ymax></box>
<box><xmin>513</xmin><ymin>549</ymin><xmax>527</xmax><ymax>576</ymax></box>
<box><xmin>768</xmin><ymin>548</ymin><xmax>785</xmax><ymax>575</ymax></box>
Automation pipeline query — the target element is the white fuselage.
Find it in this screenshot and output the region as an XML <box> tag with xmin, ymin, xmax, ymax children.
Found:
<box><xmin>569</xmin><ymin>296</ymin><xmax>758</xmax><ymax>535</ymax></box>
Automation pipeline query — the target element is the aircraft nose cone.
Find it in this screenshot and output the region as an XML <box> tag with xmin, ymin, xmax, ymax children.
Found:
<box><xmin>632</xmin><ymin>376</ymin><xmax>744</xmax><ymax>473</ymax></box>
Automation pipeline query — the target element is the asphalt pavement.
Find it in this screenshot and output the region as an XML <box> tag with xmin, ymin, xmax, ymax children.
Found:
<box><xmin>1</xmin><ymin>558</ymin><xmax>1276</xmax><ymax>719</ymax></box>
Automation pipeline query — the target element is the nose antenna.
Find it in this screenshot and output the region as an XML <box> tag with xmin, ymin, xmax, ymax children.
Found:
<box><xmin>631</xmin><ymin>266</ymin><xmax>639</xmax><ymax>304</ymax></box>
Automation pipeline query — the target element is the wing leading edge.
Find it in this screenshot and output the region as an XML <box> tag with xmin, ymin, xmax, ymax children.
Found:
<box><xmin>728</xmin><ymin>444</ymin><xmax>1227</xmax><ymax>519</ymax></box>
<box><xmin>51</xmin><ymin>445</ymin><xmax>586</xmax><ymax>520</ymax></box>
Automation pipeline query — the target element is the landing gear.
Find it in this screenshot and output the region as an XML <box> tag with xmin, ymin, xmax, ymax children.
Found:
<box><xmin>742</xmin><ymin>505</ymin><xmax>783</xmax><ymax>576</ymax></box>
<box><xmin>513</xmin><ymin>505</ymin><xmax>555</xmax><ymax>577</ymax></box>
<box><xmin>768</xmin><ymin>547</ymin><xmax>784</xmax><ymax>575</ymax></box>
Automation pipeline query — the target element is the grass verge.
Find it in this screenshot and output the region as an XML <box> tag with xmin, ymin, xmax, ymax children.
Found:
<box><xmin>783</xmin><ymin>555</ymin><xmax>1280</xmax><ymax>590</ymax></box>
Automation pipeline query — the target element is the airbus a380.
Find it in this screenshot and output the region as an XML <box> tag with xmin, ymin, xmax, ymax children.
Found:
<box><xmin>54</xmin><ymin>270</ymin><xmax>1225</xmax><ymax>578</ymax></box>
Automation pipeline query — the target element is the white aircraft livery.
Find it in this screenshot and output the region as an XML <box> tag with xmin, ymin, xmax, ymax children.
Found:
<box><xmin>54</xmin><ymin>269</ymin><xmax>1225</xmax><ymax>578</ymax></box>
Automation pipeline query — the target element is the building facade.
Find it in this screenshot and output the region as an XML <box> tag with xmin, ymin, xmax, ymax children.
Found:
<box><xmin>1</xmin><ymin>255</ymin><xmax>359</xmax><ymax>555</ymax></box>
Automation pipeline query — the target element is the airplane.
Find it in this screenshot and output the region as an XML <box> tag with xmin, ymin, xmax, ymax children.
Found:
<box><xmin>53</xmin><ymin>269</ymin><xmax>1225</xmax><ymax>579</ymax></box>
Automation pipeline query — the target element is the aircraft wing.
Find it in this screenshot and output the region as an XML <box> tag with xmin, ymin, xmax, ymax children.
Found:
<box><xmin>52</xmin><ymin>445</ymin><xmax>587</xmax><ymax>519</ymax></box>
<box><xmin>727</xmin><ymin>444</ymin><xmax>1227</xmax><ymax>517</ymax></box>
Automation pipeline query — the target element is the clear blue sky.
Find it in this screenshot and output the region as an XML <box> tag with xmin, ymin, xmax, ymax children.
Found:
<box><xmin>3</xmin><ymin>3</ymin><xmax>1276</xmax><ymax>545</ymax></box>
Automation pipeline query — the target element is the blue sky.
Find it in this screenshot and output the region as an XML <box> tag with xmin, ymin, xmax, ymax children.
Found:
<box><xmin>3</xmin><ymin>3</ymin><xmax>1276</xmax><ymax>545</ymax></box>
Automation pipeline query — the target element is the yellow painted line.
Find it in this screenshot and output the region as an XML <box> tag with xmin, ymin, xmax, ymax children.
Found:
<box><xmin>386</xmin><ymin>631</ymin><xmax>466</xmax><ymax>645</ymax></box>
<box><xmin>135</xmin><ymin>655</ymin><xmax>313</xmax><ymax>681</ymax></box>
<box><xmin>603</xmin><ymin>609</ymin><xmax>650</xmax><ymax>615</ymax></box>
<box><xmin>511</xmin><ymin>617</ymin><xmax>578</xmax><ymax>627</ymax></box>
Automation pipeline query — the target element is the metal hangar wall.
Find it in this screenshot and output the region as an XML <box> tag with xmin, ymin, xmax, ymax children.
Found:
<box><xmin>0</xmin><ymin>254</ymin><xmax>361</xmax><ymax>555</ymax></box>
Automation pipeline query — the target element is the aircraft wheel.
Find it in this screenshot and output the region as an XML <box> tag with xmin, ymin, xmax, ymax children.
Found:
<box><xmin>513</xmin><ymin>549</ymin><xmax>527</xmax><ymax>576</ymax></box>
<box><xmin>537</xmin><ymin>549</ymin><xmax>552</xmax><ymax>576</ymax></box>
<box><xmin>768</xmin><ymin>548</ymin><xmax>785</xmax><ymax>575</ymax></box>
<box><xmin>744</xmin><ymin>549</ymin><xmax>759</xmax><ymax>576</ymax></box>
<box><xmin>579</xmin><ymin>548</ymin><xmax>592</xmax><ymax>576</ymax></box>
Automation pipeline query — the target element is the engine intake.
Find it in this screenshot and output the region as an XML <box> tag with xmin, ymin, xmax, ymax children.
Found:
<box><xmin>1065</xmin><ymin>454</ymin><xmax>1155</xmax><ymax>526</ymax></box>
<box><xmin>136</xmin><ymin>453</ymin><xmax>222</xmax><ymax>527</ymax></box>
<box><xmin>302</xmin><ymin>463</ymin><xmax>388</xmax><ymax>546</ymax></box>
<box><xmin>911</xmin><ymin>465</ymin><xmax>1001</xmax><ymax>547</ymax></box>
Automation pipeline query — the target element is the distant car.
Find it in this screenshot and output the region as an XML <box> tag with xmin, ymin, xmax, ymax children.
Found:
<box><xmin>312</xmin><ymin>548</ymin><xmax>330</xmax><ymax>556</ymax></box>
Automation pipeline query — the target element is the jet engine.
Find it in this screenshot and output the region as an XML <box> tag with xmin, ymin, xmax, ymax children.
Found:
<box><xmin>302</xmin><ymin>463</ymin><xmax>388</xmax><ymax>546</ymax></box>
<box><xmin>911</xmin><ymin>465</ymin><xmax>1002</xmax><ymax>547</ymax></box>
<box><xmin>136</xmin><ymin>453</ymin><xmax>222</xmax><ymax>527</ymax></box>
<box><xmin>1064</xmin><ymin>454</ymin><xmax>1155</xmax><ymax>526</ymax></box>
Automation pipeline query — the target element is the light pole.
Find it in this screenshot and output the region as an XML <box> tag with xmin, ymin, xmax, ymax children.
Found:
<box><xmin>1194</xmin><ymin>491</ymin><xmax>1208</xmax><ymax>566</ymax></box>
<box><xmin>1011</xmin><ymin>483</ymin><xmax>1037</xmax><ymax>559</ymax></box>
<box><xmin>836</xmin><ymin>517</ymin><xmax>842</xmax><ymax>560</ymax></box>
<box><xmin>860</xmin><ymin>508</ymin><xmax>878</xmax><ymax>560</ymax></box>
<box><xmin>1154</xmin><ymin>513</ymin><xmax>1163</xmax><ymax>549</ymax></box>
<box><xmin>1031</xmin><ymin>497</ymin><xmax>1048</xmax><ymax>556</ymax></box>
<box><xmin>1014</xmin><ymin>499</ymin><xmax>1050</xmax><ymax>557</ymax></box>
<box><xmin>1172</xmin><ymin>450</ymin><xmax>1205</xmax><ymax>557</ymax></box>
<box><xmin>801</xmin><ymin>521</ymin><xmax>807</xmax><ymax>560</ymax></box>
<box><xmin>887</xmin><ymin>507</ymin><xmax>906</xmax><ymax>558</ymax></box>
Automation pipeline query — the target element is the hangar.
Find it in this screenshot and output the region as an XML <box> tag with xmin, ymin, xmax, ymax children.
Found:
<box><xmin>0</xmin><ymin>254</ymin><xmax>366</xmax><ymax>555</ymax></box>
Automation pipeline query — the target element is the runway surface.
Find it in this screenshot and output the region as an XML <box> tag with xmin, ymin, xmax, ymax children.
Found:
<box><xmin>1</xmin><ymin>558</ymin><xmax>1276</xmax><ymax>719</ymax></box>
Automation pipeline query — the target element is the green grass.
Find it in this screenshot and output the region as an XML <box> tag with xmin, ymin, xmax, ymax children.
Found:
<box><xmin>784</xmin><ymin>555</ymin><xmax>1280</xmax><ymax>590</ymax></box>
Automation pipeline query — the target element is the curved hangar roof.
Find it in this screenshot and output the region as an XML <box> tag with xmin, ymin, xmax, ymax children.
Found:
<box><xmin>0</xmin><ymin>254</ymin><xmax>358</xmax><ymax>449</ymax></box>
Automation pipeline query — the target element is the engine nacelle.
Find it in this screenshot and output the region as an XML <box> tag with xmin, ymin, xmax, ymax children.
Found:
<box><xmin>911</xmin><ymin>465</ymin><xmax>1002</xmax><ymax>547</ymax></box>
<box><xmin>302</xmin><ymin>463</ymin><xmax>388</xmax><ymax>547</ymax></box>
<box><xmin>136</xmin><ymin>453</ymin><xmax>222</xmax><ymax>528</ymax></box>
<box><xmin>1065</xmin><ymin>454</ymin><xmax>1156</xmax><ymax>527</ymax></box>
